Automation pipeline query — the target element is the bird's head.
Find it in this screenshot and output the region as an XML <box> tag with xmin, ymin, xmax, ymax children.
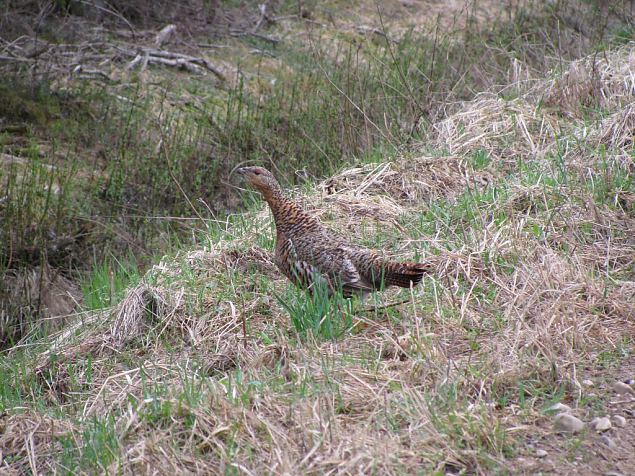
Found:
<box><xmin>236</xmin><ymin>166</ymin><xmax>281</xmax><ymax>195</ymax></box>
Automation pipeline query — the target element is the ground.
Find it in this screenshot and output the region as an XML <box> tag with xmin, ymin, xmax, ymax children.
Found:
<box><xmin>0</xmin><ymin>1</ymin><xmax>634</xmax><ymax>474</ymax></box>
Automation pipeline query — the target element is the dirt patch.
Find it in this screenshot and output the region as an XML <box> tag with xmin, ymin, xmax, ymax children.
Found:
<box><xmin>509</xmin><ymin>356</ymin><xmax>635</xmax><ymax>475</ymax></box>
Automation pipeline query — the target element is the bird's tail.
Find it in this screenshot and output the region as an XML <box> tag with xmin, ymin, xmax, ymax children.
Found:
<box><xmin>381</xmin><ymin>261</ymin><xmax>430</xmax><ymax>288</ymax></box>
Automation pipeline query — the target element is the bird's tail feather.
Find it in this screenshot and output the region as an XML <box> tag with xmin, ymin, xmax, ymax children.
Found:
<box><xmin>382</xmin><ymin>262</ymin><xmax>430</xmax><ymax>288</ymax></box>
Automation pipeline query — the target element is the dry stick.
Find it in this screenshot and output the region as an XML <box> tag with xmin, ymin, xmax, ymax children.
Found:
<box><xmin>241</xmin><ymin>308</ymin><xmax>248</xmax><ymax>349</ymax></box>
<box><xmin>410</xmin><ymin>283</ymin><xmax>421</xmax><ymax>343</ymax></box>
<box><xmin>361</xmin><ymin>297</ymin><xmax>412</xmax><ymax>313</ymax></box>
<box><xmin>0</xmin><ymin>55</ymin><xmax>32</xmax><ymax>62</ymax></box>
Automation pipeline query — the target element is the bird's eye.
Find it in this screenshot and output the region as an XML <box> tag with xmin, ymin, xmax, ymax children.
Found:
<box><xmin>254</xmin><ymin>170</ymin><xmax>261</xmax><ymax>175</ymax></box>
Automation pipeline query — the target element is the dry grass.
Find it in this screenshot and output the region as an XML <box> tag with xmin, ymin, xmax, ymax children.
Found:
<box><xmin>2</xmin><ymin>43</ymin><xmax>635</xmax><ymax>475</ymax></box>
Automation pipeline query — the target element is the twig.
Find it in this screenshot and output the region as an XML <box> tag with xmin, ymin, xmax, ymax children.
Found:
<box><xmin>195</xmin><ymin>43</ymin><xmax>231</xmax><ymax>49</ymax></box>
<box><xmin>361</xmin><ymin>298</ymin><xmax>412</xmax><ymax>313</ymax></box>
<box><xmin>146</xmin><ymin>56</ymin><xmax>203</xmax><ymax>74</ymax></box>
<box><xmin>241</xmin><ymin>311</ymin><xmax>248</xmax><ymax>348</ymax></box>
<box><xmin>1</xmin><ymin>153</ymin><xmax>56</xmax><ymax>170</ymax></box>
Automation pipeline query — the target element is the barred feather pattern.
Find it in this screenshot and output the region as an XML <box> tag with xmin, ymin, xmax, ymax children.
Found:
<box><xmin>238</xmin><ymin>167</ymin><xmax>430</xmax><ymax>297</ymax></box>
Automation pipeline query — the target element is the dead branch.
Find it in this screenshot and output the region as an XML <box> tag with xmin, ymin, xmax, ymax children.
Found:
<box><xmin>1</xmin><ymin>32</ymin><xmax>226</xmax><ymax>81</ymax></box>
<box><xmin>117</xmin><ymin>46</ymin><xmax>226</xmax><ymax>80</ymax></box>
<box><xmin>71</xmin><ymin>65</ymin><xmax>115</xmax><ymax>82</ymax></box>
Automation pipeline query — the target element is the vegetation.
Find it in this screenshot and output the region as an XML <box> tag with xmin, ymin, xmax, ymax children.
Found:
<box><xmin>1</xmin><ymin>0</ymin><xmax>634</xmax><ymax>473</ymax></box>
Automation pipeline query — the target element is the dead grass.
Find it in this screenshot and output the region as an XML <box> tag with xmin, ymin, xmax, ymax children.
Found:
<box><xmin>543</xmin><ymin>46</ymin><xmax>635</xmax><ymax>118</ymax></box>
<box><xmin>1</xmin><ymin>33</ymin><xmax>635</xmax><ymax>476</ymax></box>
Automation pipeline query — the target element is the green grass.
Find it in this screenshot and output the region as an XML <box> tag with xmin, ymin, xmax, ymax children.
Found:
<box><xmin>57</xmin><ymin>415</ymin><xmax>120</xmax><ymax>473</ymax></box>
<box><xmin>274</xmin><ymin>281</ymin><xmax>355</xmax><ymax>340</ymax></box>
<box><xmin>80</xmin><ymin>256</ymin><xmax>140</xmax><ymax>311</ymax></box>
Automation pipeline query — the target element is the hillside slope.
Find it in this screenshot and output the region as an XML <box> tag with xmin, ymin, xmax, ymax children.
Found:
<box><xmin>1</xmin><ymin>43</ymin><xmax>635</xmax><ymax>475</ymax></box>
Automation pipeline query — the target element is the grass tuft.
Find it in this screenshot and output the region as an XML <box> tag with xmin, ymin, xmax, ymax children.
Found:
<box><xmin>274</xmin><ymin>282</ymin><xmax>354</xmax><ymax>340</ymax></box>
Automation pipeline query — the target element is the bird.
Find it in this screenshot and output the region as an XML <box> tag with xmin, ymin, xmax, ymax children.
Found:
<box><xmin>236</xmin><ymin>166</ymin><xmax>430</xmax><ymax>298</ymax></box>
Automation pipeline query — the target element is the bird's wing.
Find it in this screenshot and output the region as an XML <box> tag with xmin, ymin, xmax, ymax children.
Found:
<box><xmin>303</xmin><ymin>242</ymin><xmax>373</xmax><ymax>296</ymax></box>
<box><xmin>278</xmin><ymin>230</ymin><xmax>371</xmax><ymax>297</ymax></box>
<box><xmin>275</xmin><ymin>229</ymin><xmax>330</xmax><ymax>291</ymax></box>
<box><xmin>337</xmin><ymin>255</ymin><xmax>374</xmax><ymax>297</ymax></box>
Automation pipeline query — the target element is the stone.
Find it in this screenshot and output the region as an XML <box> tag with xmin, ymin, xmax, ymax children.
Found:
<box><xmin>611</xmin><ymin>415</ymin><xmax>626</xmax><ymax>427</ymax></box>
<box><xmin>612</xmin><ymin>381</ymin><xmax>635</xmax><ymax>396</ymax></box>
<box><xmin>598</xmin><ymin>435</ymin><xmax>617</xmax><ymax>451</ymax></box>
<box><xmin>535</xmin><ymin>449</ymin><xmax>548</xmax><ymax>458</ymax></box>
<box><xmin>547</xmin><ymin>402</ymin><xmax>572</xmax><ymax>413</ymax></box>
<box><xmin>582</xmin><ymin>379</ymin><xmax>594</xmax><ymax>387</ymax></box>
<box><xmin>553</xmin><ymin>413</ymin><xmax>584</xmax><ymax>433</ymax></box>
<box><xmin>591</xmin><ymin>416</ymin><xmax>612</xmax><ymax>432</ymax></box>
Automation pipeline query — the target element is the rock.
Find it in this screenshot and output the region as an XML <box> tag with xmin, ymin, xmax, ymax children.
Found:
<box><xmin>515</xmin><ymin>457</ymin><xmax>537</xmax><ymax>470</ymax></box>
<box><xmin>554</xmin><ymin>413</ymin><xmax>585</xmax><ymax>433</ymax></box>
<box><xmin>605</xmin><ymin>472</ymin><xmax>625</xmax><ymax>476</ymax></box>
<box><xmin>611</xmin><ymin>415</ymin><xmax>626</xmax><ymax>427</ymax></box>
<box><xmin>547</xmin><ymin>402</ymin><xmax>572</xmax><ymax>413</ymax></box>
<box><xmin>582</xmin><ymin>379</ymin><xmax>594</xmax><ymax>387</ymax></box>
<box><xmin>612</xmin><ymin>381</ymin><xmax>635</xmax><ymax>396</ymax></box>
<box><xmin>591</xmin><ymin>417</ymin><xmax>612</xmax><ymax>432</ymax></box>
<box><xmin>535</xmin><ymin>449</ymin><xmax>548</xmax><ymax>458</ymax></box>
<box><xmin>598</xmin><ymin>435</ymin><xmax>617</xmax><ymax>450</ymax></box>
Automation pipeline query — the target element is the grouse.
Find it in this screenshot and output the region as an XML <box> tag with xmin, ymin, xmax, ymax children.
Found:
<box><xmin>237</xmin><ymin>166</ymin><xmax>429</xmax><ymax>297</ymax></box>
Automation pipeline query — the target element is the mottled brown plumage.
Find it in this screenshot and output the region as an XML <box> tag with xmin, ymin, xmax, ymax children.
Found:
<box><xmin>237</xmin><ymin>166</ymin><xmax>430</xmax><ymax>297</ymax></box>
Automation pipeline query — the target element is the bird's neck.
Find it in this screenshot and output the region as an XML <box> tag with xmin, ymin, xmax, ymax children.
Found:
<box><xmin>261</xmin><ymin>187</ymin><xmax>319</xmax><ymax>233</ymax></box>
<box><xmin>260</xmin><ymin>185</ymin><xmax>286</xmax><ymax>212</ymax></box>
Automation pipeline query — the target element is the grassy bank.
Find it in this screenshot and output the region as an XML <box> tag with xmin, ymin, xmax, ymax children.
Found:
<box><xmin>1</xmin><ymin>17</ymin><xmax>634</xmax><ymax>473</ymax></box>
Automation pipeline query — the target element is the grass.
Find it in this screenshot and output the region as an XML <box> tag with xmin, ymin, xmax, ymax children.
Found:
<box><xmin>274</xmin><ymin>281</ymin><xmax>355</xmax><ymax>340</ymax></box>
<box><xmin>80</xmin><ymin>256</ymin><xmax>140</xmax><ymax>311</ymax></box>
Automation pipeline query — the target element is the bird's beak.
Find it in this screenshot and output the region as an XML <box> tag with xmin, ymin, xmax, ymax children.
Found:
<box><xmin>236</xmin><ymin>167</ymin><xmax>248</xmax><ymax>175</ymax></box>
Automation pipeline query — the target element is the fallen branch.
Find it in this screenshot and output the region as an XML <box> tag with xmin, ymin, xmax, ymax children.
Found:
<box><xmin>118</xmin><ymin>46</ymin><xmax>225</xmax><ymax>80</ymax></box>
<box><xmin>72</xmin><ymin>65</ymin><xmax>115</xmax><ymax>82</ymax></box>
